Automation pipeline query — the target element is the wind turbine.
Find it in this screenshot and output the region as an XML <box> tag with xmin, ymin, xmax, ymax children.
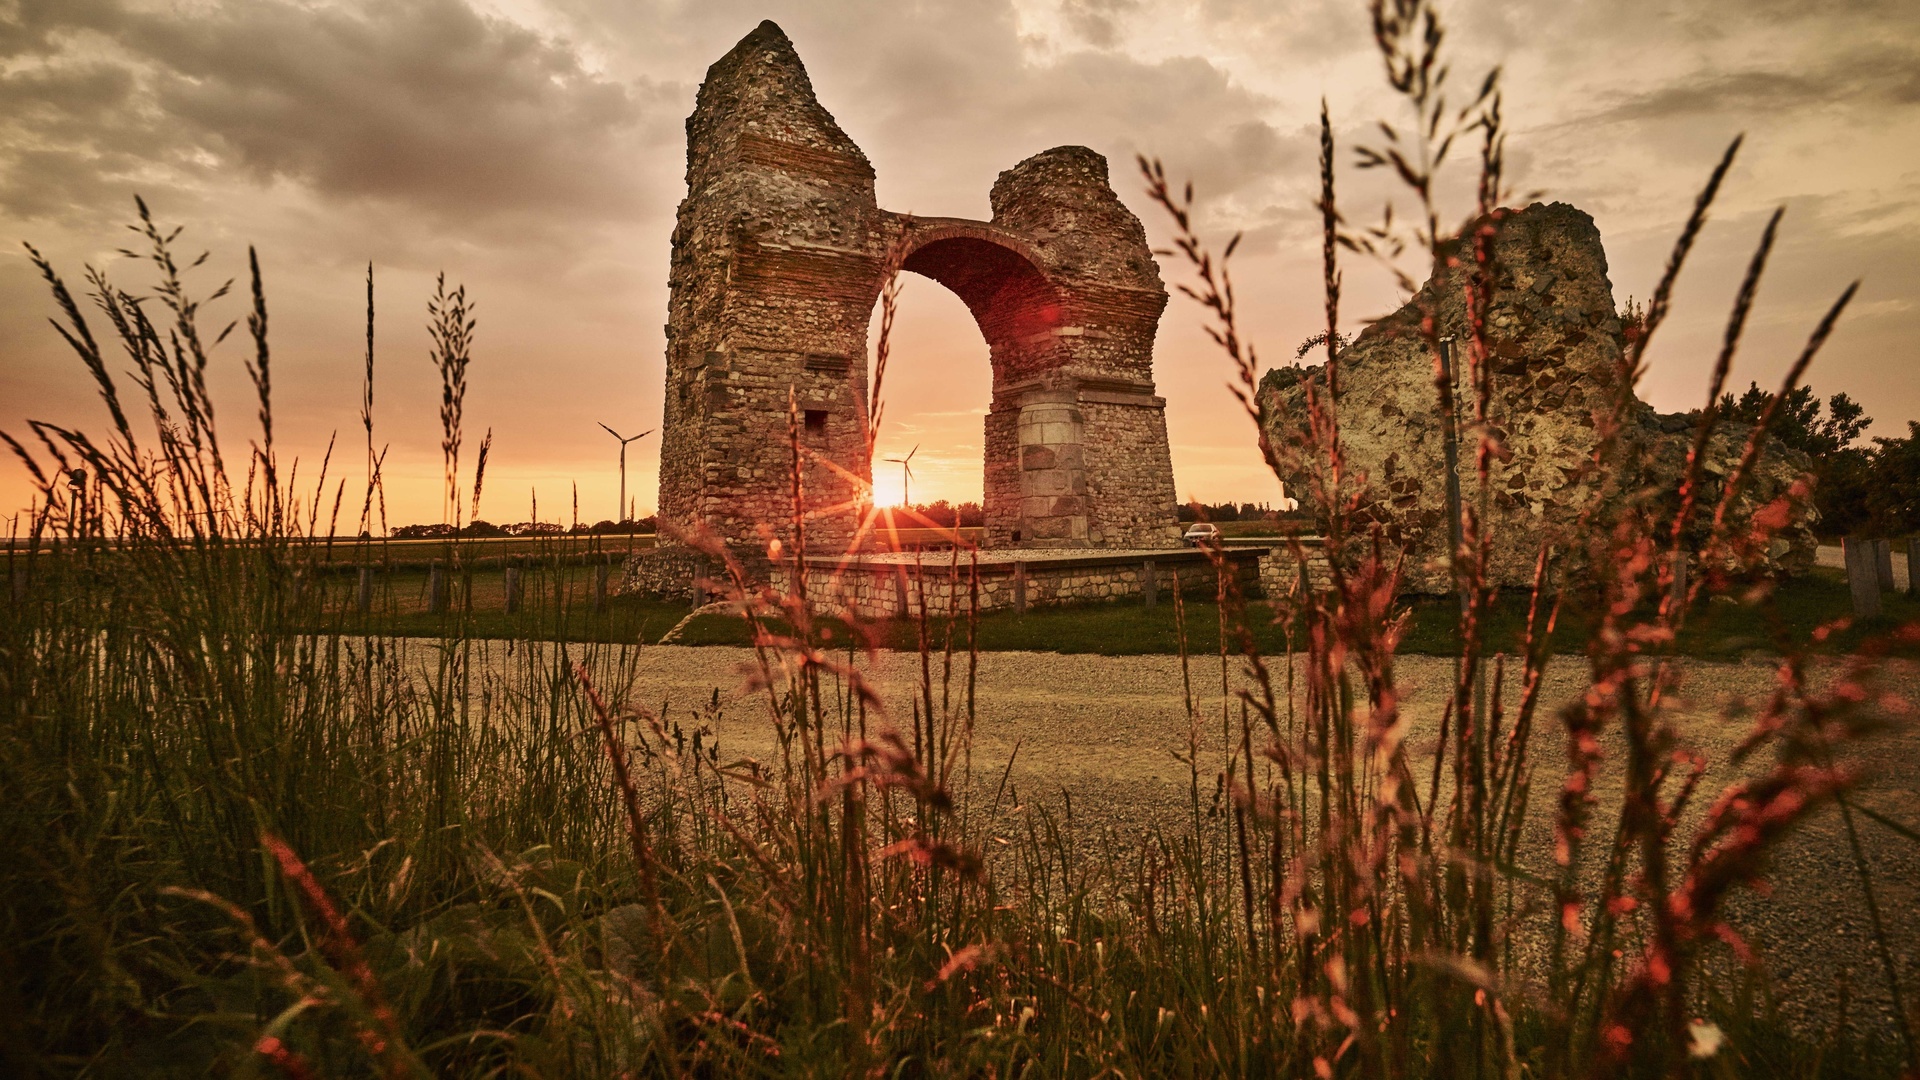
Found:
<box><xmin>597</xmin><ymin>423</ymin><xmax>652</xmax><ymax>526</ymax></box>
<box><xmin>883</xmin><ymin>445</ymin><xmax>918</xmax><ymax>509</ymax></box>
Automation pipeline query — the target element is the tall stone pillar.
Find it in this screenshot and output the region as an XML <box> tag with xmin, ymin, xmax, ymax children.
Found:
<box><xmin>657</xmin><ymin>21</ymin><xmax>883</xmax><ymax>551</ymax></box>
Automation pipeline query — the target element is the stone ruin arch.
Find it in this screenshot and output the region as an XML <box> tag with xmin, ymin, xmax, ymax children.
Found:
<box><xmin>655</xmin><ymin>21</ymin><xmax>1181</xmax><ymax>560</ymax></box>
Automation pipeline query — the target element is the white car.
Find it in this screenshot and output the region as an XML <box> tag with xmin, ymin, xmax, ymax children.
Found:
<box><xmin>1183</xmin><ymin>522</ymin><xmax>1221</xmax><ymax>546</ymax></box>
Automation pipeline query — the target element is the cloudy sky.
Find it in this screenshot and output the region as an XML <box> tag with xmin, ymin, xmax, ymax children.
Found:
<box><xmin>2</xmin><ymin>0</ymin><xmax>1916</xmax><ymax>528</ymax></box>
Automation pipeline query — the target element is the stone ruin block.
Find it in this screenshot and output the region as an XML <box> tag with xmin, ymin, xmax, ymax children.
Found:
<box><xmin>1259</xmin><ymin>202</ymin><xmax>1817</xmax><ymax>594</ymax></box>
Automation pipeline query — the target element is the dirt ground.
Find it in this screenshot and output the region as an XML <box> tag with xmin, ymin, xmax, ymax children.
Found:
<box><xmin>506</xmin><ymin>641</ymin><xmax>1920</xmax><ymax>1037</ymax></box>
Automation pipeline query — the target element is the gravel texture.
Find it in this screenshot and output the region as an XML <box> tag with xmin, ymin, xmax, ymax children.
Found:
<box><xmin>541</xmin><ymin>642</ymin><xmax>1920</xmax><ymax>1036</ymax></box>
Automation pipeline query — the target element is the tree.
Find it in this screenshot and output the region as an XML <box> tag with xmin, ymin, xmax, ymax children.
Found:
<box><xmin>897</xmin><ymin>501</ymin><xmax>983</xmax><ymax>528</ymax></box>
<box><xmin>1867</xmin><ymin>423</ymin><xmax>1920</xmax><ymax>536</ymax></box>
<box><xmin>1712</xmin><ymin>382</ymin><xmax>1872</xmax><ymax>537</ymax></box>
<box><xmin>1716</xmin><ymin>382</ymin><xmax>1868</xmax><ymax>458</ymax></box>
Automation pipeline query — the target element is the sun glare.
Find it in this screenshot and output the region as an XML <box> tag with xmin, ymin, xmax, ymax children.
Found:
<box><xmin>872</xmin><ymin>474</ymin><xmax>906</xmax><ymax>508</ymax></box>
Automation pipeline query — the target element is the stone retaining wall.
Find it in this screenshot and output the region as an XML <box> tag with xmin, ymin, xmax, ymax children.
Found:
<box><xmin>773</xmin><ymin>550</ymin><xmax>1264</xmax><ymax>621</ymax></box>
<box><xmin>618</xmin><ymin>544</ymin><xmax>773</xmax><ymax>603</ymax></box>
<box><xmin>625</xmin><ymin>540</ymin><xmax>1335</xmax><ymax>617</ymax></box>
<box><xmin>1250</xmin><ymin>541</ymin><xmax>1333</xmax><ymax>599</ymax></box>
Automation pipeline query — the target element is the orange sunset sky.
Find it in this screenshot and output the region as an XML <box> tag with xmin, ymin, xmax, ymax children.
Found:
<box><xmin>3</xmin><ymin>0</ymin><xmax>1916</xmax><ymax>529</ymax></box>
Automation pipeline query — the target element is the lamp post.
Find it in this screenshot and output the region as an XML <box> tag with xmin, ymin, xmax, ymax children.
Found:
<box><xmin>1436</xmin><ymin>337</ymin><xmax>1466</xmax><ymax>618</ymax></box>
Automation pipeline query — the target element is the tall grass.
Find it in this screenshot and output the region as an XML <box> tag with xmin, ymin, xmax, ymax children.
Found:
<box><xmin>3</xmin><ymin>2</ymin><xmax>1915</xmax><ymax>1076</ymax></box>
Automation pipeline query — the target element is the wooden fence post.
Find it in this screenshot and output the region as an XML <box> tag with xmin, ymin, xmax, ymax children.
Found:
<box><xmin>428</xmin><ymin>561</ymin><xmax>448</xmax><ymax>615</ymax></box>
<box><xmin>504</xmin><ymin>565</ymin><xmax>522</xmax><ymax>614</ymax></box>
<box><xmin>1907</xmin><ymin>537</ymin><xmax>1920</xmax><ymax>598</ymax></box>
<box><xmin>593</xmin><ymin>562</ymin><xmax>610</xmax><ymax>612</ymax></box>
<box><xmin>356</xmin><ymin>566</ymin><xmax>373</xmax><ymax>613</ymax></box>
<box><xmin>1143</xmin><ymin>559</ymin><xmax>1157</xmax><ymax>608</ymax></box>
<box><xmin>1669</xmin><ymin>551</ymin><xmax>1689</xmax><ymax>612</ymax></box>
<box><xmin>1874</xmin><ymin>538</ymin><xmax>1896</xmax><ymax>591</ymax></box>
<box><xmin>894</xmin><ymin>564</ymin><xmax>911</xmax><ymax>618</ymax></box>
<box><xmin>1844</xmin><ymin>536</ymin><xmax>1881</xmax><ymax>619</ymax></box>
<box><xmin>1013</xmin><ymin>561</ymin><xmax>1027</xmax><ymax>614</ymax></box>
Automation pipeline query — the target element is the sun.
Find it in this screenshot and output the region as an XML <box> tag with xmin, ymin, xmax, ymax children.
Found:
<box><xmin>871</xmin><ymin>474</ymin><xmax>906</xmax><ymax>508</ymax></box>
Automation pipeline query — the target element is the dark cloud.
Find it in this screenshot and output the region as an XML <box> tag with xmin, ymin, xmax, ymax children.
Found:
<box><xmin>0</xmin><ymin>61</ymin><xmax>135</xmax><ymax>117</ymax></box>
<box><xmin>0</xmin><ymin>0</ymin><xmax>120</xmax><ymax>60</ymax></box>
<box><xmin>1591</xmin><ymin>45</ymin><xmax>1920</xmax><ymax>124</ymax></box>
<box><xmin>547</xmin><ymin>0</ymin><xmax>1304</xmax><ymax>211</ymax></box>
<box><xmin>0</xmin><ymin>0</ymin><xmax>678</xmax><ymax>228</ymax></box>
<box><xmin>1058</xmin><ymin>0</ymin><xmax>1140</xmax><ymax>49</ymax></box>
<box><xmin>963</xmin><ymin>49</ymin><xmax>1307</xmax><ymax>202</ymax></box>
<box><xmin>1661</xmin><ymin>0</ymin><xmax>1919</xmax><ymax>32</ymax></box>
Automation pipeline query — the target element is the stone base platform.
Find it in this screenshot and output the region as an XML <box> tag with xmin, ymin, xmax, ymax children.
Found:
<box><xmin>773</xmin><ymin>543</ymin><xmax>1328</xmax><ymax>620</ymax></box>
<box><xmin>624</xmin><ymin>539</ymin><xmax>1333</xmax><ymax>616</ymax></box>
<box><xmin>618</xmin><ymin>543</ymin><xmax>771</xmax><ymax>604</ymax></box>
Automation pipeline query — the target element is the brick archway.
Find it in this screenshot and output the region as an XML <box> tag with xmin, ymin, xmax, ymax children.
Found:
<box><xmin>657</xmin><ymin>21</ymin><xmax>1179</xmax><ymax>552</ymax></box>
<box><xmin>893</xmin><ymin>220</ymin><xmax>1082</xmax><ymax>546</ymax></box>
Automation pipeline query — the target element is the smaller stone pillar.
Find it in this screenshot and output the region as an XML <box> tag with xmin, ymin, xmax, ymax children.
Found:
<box><xmin>428</xmin><ymin>561</ymin><xmax>449</xmax><ymax>615</ymax></box>
<box><xmin>1017</xmin><ymin>399</ymin><xmax>1088</xmax><ymax>546</ymax></box>
<box><xmin>1844</xmin><ymin>537</ymin><xmax>1881</xmax><ymax>619</ymax></box>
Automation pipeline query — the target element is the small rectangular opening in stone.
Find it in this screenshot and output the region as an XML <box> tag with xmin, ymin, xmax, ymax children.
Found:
<box><xmin>804</xmin><ymin>409</ymin><xmax>828</xmax><ymax>435</ymax></box>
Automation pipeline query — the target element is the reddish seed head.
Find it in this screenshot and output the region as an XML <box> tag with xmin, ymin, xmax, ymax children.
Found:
<box><xmin>255</xmin><ymin>1036</ymin><xmax>319</xmax><ymax>1080</ymax></box>
<box><xmin>1647</xmin><ymin>951</ymin><xmax>1672</xmax><ymax>986</ymax></box>
<box><xmin>1562</xmin><ymin>902</ymin><xmax>1583</xmax><ymax>932</ymax></box>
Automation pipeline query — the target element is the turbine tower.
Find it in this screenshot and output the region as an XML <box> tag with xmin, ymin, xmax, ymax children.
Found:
<box><xmin>883</xmin><ymin>445</ymin><xmax>918</xmax><ymax>508</ymax></box>
<box><xmin>598</xmin><ymin>423</ymin><xmax>652</xmax><ymax>525</ymax></box>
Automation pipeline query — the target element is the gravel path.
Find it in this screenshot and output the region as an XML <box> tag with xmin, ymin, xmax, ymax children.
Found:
<box><xmin>548</xmin><ymin>642</ymin><xmax>1920</xmax><ymax>1034</ymax></box>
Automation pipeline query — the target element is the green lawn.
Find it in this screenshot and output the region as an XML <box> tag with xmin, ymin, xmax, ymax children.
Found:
<box><xmin>328</xmin><ymin>562</ymin><xmax>1919</xmax><ymax>659</ymax></box>
<box><xmin>1390</xmin><ymin>565</ymin><xmax>1920</xmax><ymax>660</ymax></box>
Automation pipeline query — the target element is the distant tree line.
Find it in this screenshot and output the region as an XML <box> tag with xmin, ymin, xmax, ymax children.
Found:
<box><xmin>388</xmin><ymin>517</ymin><xmax>657</xmax><ymax>539</ymax></box>
<box><xmin>1177</xmin><ymin>501</ymin><xmax>1308</xmax><ymax>524</ymax></box>
<box><xmin>900</xmin><ymin>501</ymin><xmax>984</xmax><ymax>528</ymax></box>
<box><xmin>1702</xmin><ymin>382</ymin><xmax>1920</xmax><ymax>540</ymax></box>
